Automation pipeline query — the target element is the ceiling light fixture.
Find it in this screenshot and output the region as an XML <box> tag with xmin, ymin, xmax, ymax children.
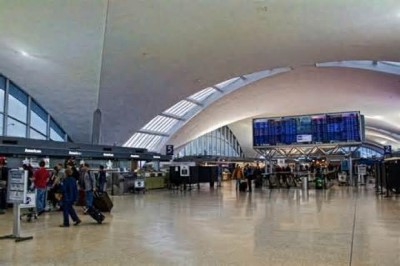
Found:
<box><xmin>20</xmin><ymin>50</ymin><xmax>30</xmax><ymax>57</ymax></box>
<box><xmin>365</xmin><ymin>115</ymin><xmax>384</xmax><ymax>120</ymax></box>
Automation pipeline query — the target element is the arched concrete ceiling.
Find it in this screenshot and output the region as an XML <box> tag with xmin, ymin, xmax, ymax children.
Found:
<box><xmin>0</xmin><ymin>1</ymin><xmax>399</xmax><ymax>144</ymax></box>
<box><xmin>0</xmin><ymin>1</ymin><xmax>107</xmax><ymax>142</ymax></box>
<box><xmin>167</xmin><ymin>67</ymin><xmax>400</xmax><ymax>156</ymax></box>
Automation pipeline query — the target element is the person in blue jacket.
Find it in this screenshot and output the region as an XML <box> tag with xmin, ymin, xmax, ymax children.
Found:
<box><xmin>59</xmin><ymin>168</ymin><xmax>81</xmax><ymax>227</ymax></box>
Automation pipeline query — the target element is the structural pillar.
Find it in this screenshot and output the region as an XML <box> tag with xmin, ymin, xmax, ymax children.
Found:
<box><xmin>349</xmin><ymin>156</ymin><xmax>353</xmax><ymax>186</ymax></box>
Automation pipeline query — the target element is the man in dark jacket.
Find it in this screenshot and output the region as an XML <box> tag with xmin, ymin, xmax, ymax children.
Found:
<box><xmin>59</xmin><ymin>168</ymin><xmax>81</xmax><ymax>227</ymax></box>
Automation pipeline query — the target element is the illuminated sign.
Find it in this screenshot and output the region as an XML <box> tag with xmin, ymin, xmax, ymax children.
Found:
<box><xmin>103</xmin><ymin>153</ymin><xmax>114</xmax><ymax>157</ymax></box>
<box><xmin>68</xmin><ymin>151</ymin><xmax>82</xmax><ymax>156</ymax></box>
<box><xmin>153</xmin><ymin>155</ymin><xmax>161</xmax><ymax>159</ymax></box>
<box><xmin>296</xmin><ymin>135</ymin><xmax>312</xmax><ymax>142</ymax></box>
<box><xmin>130</xmin><ymin>155</ymin><xmax>140</xmax><ymax>158</ymax></box>
<box><xmin>24</xmin><ymin>148</ymin><xmax>42</xmax><ymax>154</ymax></box>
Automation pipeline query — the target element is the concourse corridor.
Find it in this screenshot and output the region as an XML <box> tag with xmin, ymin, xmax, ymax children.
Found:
<box><xmin>0</xmin><ymin>183</ymin><xmax>399</xmax><ymax>265</ymax></box>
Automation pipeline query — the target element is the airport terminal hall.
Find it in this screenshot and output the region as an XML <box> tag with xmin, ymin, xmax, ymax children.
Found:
<box><xmin>1</xmin><ymin>1</ymin><xmax>400</xmax><ymax>266</ymax></box>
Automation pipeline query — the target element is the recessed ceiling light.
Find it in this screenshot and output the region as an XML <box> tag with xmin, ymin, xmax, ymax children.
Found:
<box><xmin>20</xmin><ymin>50</ymin><xmax>30</xmax><ymax>57</ymax></box>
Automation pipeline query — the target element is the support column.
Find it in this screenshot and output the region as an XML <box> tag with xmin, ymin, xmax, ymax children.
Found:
<box><xmin>91</xmin><ymin>108</ymin><xmax>102</xmax><ymax>144</ymax></box>
<box><xmin>349</xmin><ymin>156</ymin><xmax>353</xmax><ymax>186</ymax></box>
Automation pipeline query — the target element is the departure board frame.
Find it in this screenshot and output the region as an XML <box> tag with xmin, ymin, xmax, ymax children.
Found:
<box><xmin>253</xmin><ymin>111</ymin><xmax>365</xmax><ymax>148</ymax></box>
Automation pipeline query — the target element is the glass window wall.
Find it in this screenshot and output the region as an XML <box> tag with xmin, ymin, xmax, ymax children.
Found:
<box><xmin>7</xmin><ymin>117</ymin><xmax>26</xmax><ymax>138</ymax></box>
<box><xmin>0</xmin><ymin>74</ymin><xmax>69</xmax><ymax>141</ymax></box>
<box><xmin>8</xmin><ymin>82</ymin><xmax>28</xmax><ymax>123</ymax></box>
<box><xmin>177</xmin><ymin>126</ymin><xmax>244</xmax><ymax>158</ymax></box>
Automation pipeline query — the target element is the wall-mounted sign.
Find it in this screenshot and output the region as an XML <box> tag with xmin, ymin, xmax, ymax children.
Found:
<box><xmin>103</xmin><ymin>153</ymin><xmax>114</xmax><ymax>157</ymax></box>
<box><xmin>130</xmin><ymin>154</ymin><xmax>140</xmax><ymax>158</ymax></box>
<box><xmin>24</xmin><ymin>148</ymin><xmax>42</xmax><ymax>154</ymax></box>
<box><xmin>68</xmin><ymin>151</ymin><xmax>82</xmax><ymax>156</ymax></box>
<box><xmin>180</xmin><ymin>165</ymin><xmax>190</xmax><ymax>177</ymax></box>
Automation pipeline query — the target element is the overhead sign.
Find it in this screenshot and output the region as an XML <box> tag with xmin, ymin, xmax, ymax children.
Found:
<box><xmin>130</xmin><ymin>154</ymin><xmax>140</xmax><ymax>158</ymax></box>
<box><xmin>383</xmin><ymin>145</ymin><xmax>392</xmax><ymax>155</ymax></box>
<box><xmin>153</xmin><ymin>155</ymin><xmax>161</xmax><ymax>159</ymax></box>
<box><xmin>7</xmin><ymin>170</ymin><xmax>28</xmax><ymax>204</ymax></box>
<box><xmin>103</xmin><ymin>153</ymin><xmax>114</xmax><ymax>157</ymax></box>
<box><xmin>166</xmin><ymin>145</ymin><xmax>174</xmax><ymax>156</ymax></box>
<box><xmin>296</xmin><ymin>135</ymin><xmax>312</xmax><ymax>143</ymax></box>
<box><xmin>24</xmin><ymin>148</ymin><xmax>42</xmax><ymax>154</ymax></box>
<box><xmin>68</xmin><ymin>151</ymin><xmax>82</xmax><ymax>156</ymax></box>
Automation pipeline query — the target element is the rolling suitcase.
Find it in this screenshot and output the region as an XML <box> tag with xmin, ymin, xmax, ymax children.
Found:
<box><xmin>0</xmin><ymin>187</ymin><xmax>7</xmax><ymax>210</ymax></box>
<box><xmin>87</xmin><ymin>207</ymin><xmax>105</xmax><ymax>224</ymax></box>
<box><xmin>239</xmin><ymin>181</ymin><xmax>247</xmax><ymax>192</ymax></box>
<box><xmin>93</xmin><ymin>192</ymin><xmax>113</xmax><ymax>212</ymax></box>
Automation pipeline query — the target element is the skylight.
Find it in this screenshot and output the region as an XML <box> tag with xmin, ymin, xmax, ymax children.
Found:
<box><xmin>188</xmin><ymin>87</ymin><xmax>216</xmax><ymax>102</ymax></box>
<box><xmin>164</xmin><ymin>100</ymin><xmax>197</xmax><ymax>117</ymax></box>
<box><xmin>142</xmin><ymin>115</ymin><xmax>179</xmax><ymax>133</ymax></box>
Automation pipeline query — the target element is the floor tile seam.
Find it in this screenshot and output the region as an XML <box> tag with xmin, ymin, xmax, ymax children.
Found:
<box><xmin>348</xmin><ymin>191</ymin><xmax>359</xmax><ymax>266</ymax></box>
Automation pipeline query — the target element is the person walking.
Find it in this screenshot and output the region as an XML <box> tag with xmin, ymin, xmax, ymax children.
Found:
<box><xmin>97</xmin><ymin>165</ymin><xmax>107</xmax><ymax>192</ymax></box>
<box><xmin>83</xmin><ymin>163</ymin><xmax>96</xmax><ymax>212</ymax></box>
<box><xmin>244</xmin><ymin>164</ymin><xmax>253</xmax><ymax>193</ymax></box>
<box><xmin>32</xmin><ymin>160</ymin><xmax>49</xmax><ymax>216</ymax></box>
<box><xmin>232</xmin><ymin>164</ymin><xmax>244</xmax><ymax>190</ymax></box>
<box><xmin>59</xmin><ymin>168</ymin><xmax>81</xmax><ymax>227</ymax></box>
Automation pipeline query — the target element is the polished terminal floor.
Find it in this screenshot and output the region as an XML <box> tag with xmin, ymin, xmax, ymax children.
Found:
<box><xmin>1</xmin><ymin>182</ymin><xmax>399</xmax><ymax>266</ymax></box>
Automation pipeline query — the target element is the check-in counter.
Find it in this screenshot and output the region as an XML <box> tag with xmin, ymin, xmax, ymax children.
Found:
<box><xmin>144</xmin><ymin>172</ymin><xmax>167</xmax><ymax>190</ymax></box>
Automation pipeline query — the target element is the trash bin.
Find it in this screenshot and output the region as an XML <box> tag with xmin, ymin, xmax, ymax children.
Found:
<box><xmin>315</xmin><ymin>175</ymin><xmax>324</xmax><ymax>189</ymax></box>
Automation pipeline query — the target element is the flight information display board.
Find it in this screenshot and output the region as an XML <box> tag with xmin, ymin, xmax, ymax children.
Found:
<box><xmin>253</xmin><ymin>111</ymin><xmax>364</xmax><ymax>147</ymax></box>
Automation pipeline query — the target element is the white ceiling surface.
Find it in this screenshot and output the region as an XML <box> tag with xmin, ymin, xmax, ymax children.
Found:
<box><xmin>0</xmin><ymin>1</ymin><xmax>107</xmax><ymax>142</ymax></box>
<box><xmin>168</xmin><ymin>67</ymin><xmax>400</xmax><ymax>157</ymax></box>
<box><xmin>0</xmin><ymin>1</ymin><xmax>400</xmax><ymax>144</ymax></box>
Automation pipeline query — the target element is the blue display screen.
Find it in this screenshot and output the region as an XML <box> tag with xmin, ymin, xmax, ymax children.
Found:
<box><xmin>253</xmin><ymin>112</ymin><xmax>363</xmax><ymax>146</ymax></box>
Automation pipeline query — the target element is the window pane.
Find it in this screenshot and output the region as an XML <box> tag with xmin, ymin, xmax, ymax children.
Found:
<box><xmin>30</xmin><ymin>128</ymin><xmax>46</xmax><ymax>140</ymax></box>
<box><xmin>7</xmin><ymin>117</ymin><xmax>26</xmax><ymax>138</ymax></box>
<box><xmin>50</xmin><ymin>118</ymin><xmax>65</xmax><ymax>141</ymax></box>
<box><xmin>31</xmin><ymin>111</ymin><xmax>47</xmax><ymax>135</ymax></box>
<box><xmin>0</xmin><ymin>114</ymin><xmax>3</xmax><ymax>135</ymax></box>
<box><xmin>8</xmin><ymin>82</ymin><xmax>27</xmax><ymax>122</ymax></box>
<box><xmin>30</xmin><ymin>101</ymin><xmax>47</xmax><ymax>135</ymax></box>
<box><xmin>0</xmin><ymin>76</ymin><xmax>5</xmax><ymax>113</ymax></box>
<box><xmin>50</xmin><ymin>128</ymin><xmax>64</xmax><ymax>141</ymax></box>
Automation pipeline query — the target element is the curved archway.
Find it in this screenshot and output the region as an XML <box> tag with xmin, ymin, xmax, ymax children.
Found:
<box><xmin>124</xmin><ymin>61</ymin><xmax>400</xmax><ymax>154</ymax></box>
